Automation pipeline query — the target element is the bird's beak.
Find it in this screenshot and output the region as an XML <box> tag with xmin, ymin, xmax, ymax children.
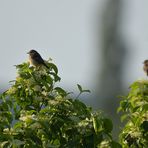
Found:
<box><xmin>27</xmin><ymin>52</ymin><xmax>29</xmax><ymax>54</ymax></box>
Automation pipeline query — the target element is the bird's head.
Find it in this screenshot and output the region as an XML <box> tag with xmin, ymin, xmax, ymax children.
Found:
<box><xmin>143</xmin><ymin>60</ymin><xmax>148</xmax><ymax>65</ymax></box>
<box><xmin>143</xmin><ymin>60</ymin><xmax>148</xmax><ymax>72</ymax></box>
<box><xmin>27</xmin><ymin>49</ymin><xmax>38</xmax><ymax>56</ymax></box>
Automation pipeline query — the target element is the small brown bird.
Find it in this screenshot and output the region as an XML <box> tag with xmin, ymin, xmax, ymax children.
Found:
<box><xmin>27</xmin><ymin>50</ymin><xmax>49</xmax><ymax>68</ymax></box>
<box><xmin>143</xmin><ymin>60</ymin><xmax>148</xmax><ymax>76</ymax></box>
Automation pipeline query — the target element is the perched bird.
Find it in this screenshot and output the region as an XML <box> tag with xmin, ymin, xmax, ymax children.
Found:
<box><xmin>27</xmin><ymin>50</ymin><xmax>49</xmax><ymax>68</ymax></box>
<box><xmin>143</xmin><ymin>60</ymin><xmax>148</xmax><ymax>76</ymax></box>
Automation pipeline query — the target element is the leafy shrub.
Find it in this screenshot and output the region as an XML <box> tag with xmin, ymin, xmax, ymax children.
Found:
<box><xmin>118</xmin><ymin>80</ymin><xmax>148</xmax><ymax>148</ymax></box>
<box><xmin>0</xmin><ymin>62</ymin><xmax>120</xmax><ymax>148</ymax></box>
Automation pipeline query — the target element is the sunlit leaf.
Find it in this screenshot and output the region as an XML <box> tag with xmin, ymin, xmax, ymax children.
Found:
<box><xmin>54</xmin><ymin>87</ymin><xmax>67</xmax><ymax>97</ymax></box>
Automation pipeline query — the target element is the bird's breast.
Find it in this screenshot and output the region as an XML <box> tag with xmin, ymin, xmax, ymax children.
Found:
<box><xmin>29</xmin><ymin>55</ymin><xmax>39</xmax><ymax>66</ymax></box>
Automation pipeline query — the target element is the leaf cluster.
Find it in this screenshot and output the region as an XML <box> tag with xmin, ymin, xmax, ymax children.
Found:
<box><xmin>0</xmin><ymin>62</ymin><xmax>120</xmax><ymax>148</ymax></box>
<box><xmin>118</xmin><ymin>80</ymin><xmax>148</xmax><ymax>147</ymax></box>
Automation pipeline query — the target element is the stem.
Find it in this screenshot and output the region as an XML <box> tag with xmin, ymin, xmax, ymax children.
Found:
<box><xmin>76</xmin><ymin>92</ymin><xmax>82</xmax><ymax>99</ymax></box>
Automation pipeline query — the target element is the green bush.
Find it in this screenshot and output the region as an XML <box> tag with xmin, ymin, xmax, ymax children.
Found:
<box><xmin>0</xmin><ymin>62</ymin><xmax>120</xmax><ymax>148</ymax></box>
<box><xmin>118</xmin><ymin>80</ymin><xmax>148</xmax><ymax>148</ymax></box>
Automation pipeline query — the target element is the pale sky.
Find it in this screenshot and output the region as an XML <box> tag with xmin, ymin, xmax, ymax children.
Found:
<box><xmin>0</xmin><ymin>0</ymin><xmax>104</xmax><ymax>92</ymax></box>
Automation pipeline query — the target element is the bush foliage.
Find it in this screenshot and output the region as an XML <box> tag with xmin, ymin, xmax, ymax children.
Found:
<box><xmin>118</xmin><ymin>80</ymin><xmax>148</xmax><ymax>148</ymax></box>
<box><xmin>0</xmin><ymin>62</ymin><xmax>120</xmax><ymax>148</ymax></box>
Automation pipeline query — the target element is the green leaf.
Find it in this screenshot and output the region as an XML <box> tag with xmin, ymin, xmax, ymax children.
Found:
<box><xmin>142</xmin><ymin>104</ymin><xmax>148</xmax><ymax>112</ymax></box>
<box><xmin>49</xmin><ymin>72</ymin><xmax>61</xmax><ymax>82</ymax></box>
<box><xmin>120</xmin><ymin>100</ymin><xmax>129</xmax><ymax>111</ymax></box>
<box><xmin>14</xmin><ymin>121</ymin><xmax>24</xmax><ymax>129</ymax></box>
<box><xmin>77</xmin><ymin>84</ymin><xmax>83</xmax><ymax>92</ymax></box>
<box><xmin>77</xmin><ymin>84</ymin><xmax>91</xmax><ymax>94</ymax></box>
<box><xmin>117</xmin><ymin>107</ymin><xmax>122</xmax><ymax>113</ymax></box>
<box><xmin>121</xmin><ymin>114</ymin><xmax>129</xmax><ymax>122</ymax></box>
<box><xmin>48</xmin><ymin>63</ymin><xmax>58</xmax><ymax>74</ymax></box>
<box><xmin>92</xmin><ymin>116</ymin><xmax>102</xmax><ymax>134</ymax></box>
<box><xmin>54</xmin><ymin>87</ymin><xmax>67</xmax><ymax>97</ymax></box>
<box><xmin>141</xmin><ymin>121</ymin><xmax>148</xmax><ymax>132</ymax></box>
<box><xmin>82</xmin><ymin>89</ymin><xmax>91</xmax><ymax>93</ymax></box>
<box><xmin>46</xmin><ymin>75</ymin><xmax>53</xmax><ymax>84</ymax></box>
<box><xmin>103</xmin><ymin>118</ymin><xmax>113</xmax><ymax>133</ymax></box>
<box><xmin>0</xmin><ymin>141</ymin><xmax>9</xmax><ymax>148</ymax></box>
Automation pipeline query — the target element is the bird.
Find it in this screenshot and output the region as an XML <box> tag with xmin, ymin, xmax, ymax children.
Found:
<box><xmin>143</xmin><ymin>60</ymin><xmax>148</xmax><ymax>76</ymax></box>
<box><xmin>27</xmin><ymin>49</ymin><xmax>49</xmax><ymax>68</ymax></box>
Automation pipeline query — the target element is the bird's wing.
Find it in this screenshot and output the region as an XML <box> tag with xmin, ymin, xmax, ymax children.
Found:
<box><xmin>32</xmin><ymin>53</ymin><xmax>49</xmax><ymax>68</ymax></box>
<box><xmin>33</xmin><ymin>53</ymin><xmax>45</xmax><ymax>64</ymax></box>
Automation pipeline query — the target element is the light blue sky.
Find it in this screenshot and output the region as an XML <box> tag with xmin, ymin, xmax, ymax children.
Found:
<box><xmin>0</xmin><ymin>0</ymin><xmax>147</xmax><ymax>94</ymax></box>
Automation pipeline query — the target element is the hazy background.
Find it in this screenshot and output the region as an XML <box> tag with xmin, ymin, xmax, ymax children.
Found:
<box><xmin>0</xmin><ymin>0</ymin><xmax>148</xmax><ymax>138</ymax></box>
